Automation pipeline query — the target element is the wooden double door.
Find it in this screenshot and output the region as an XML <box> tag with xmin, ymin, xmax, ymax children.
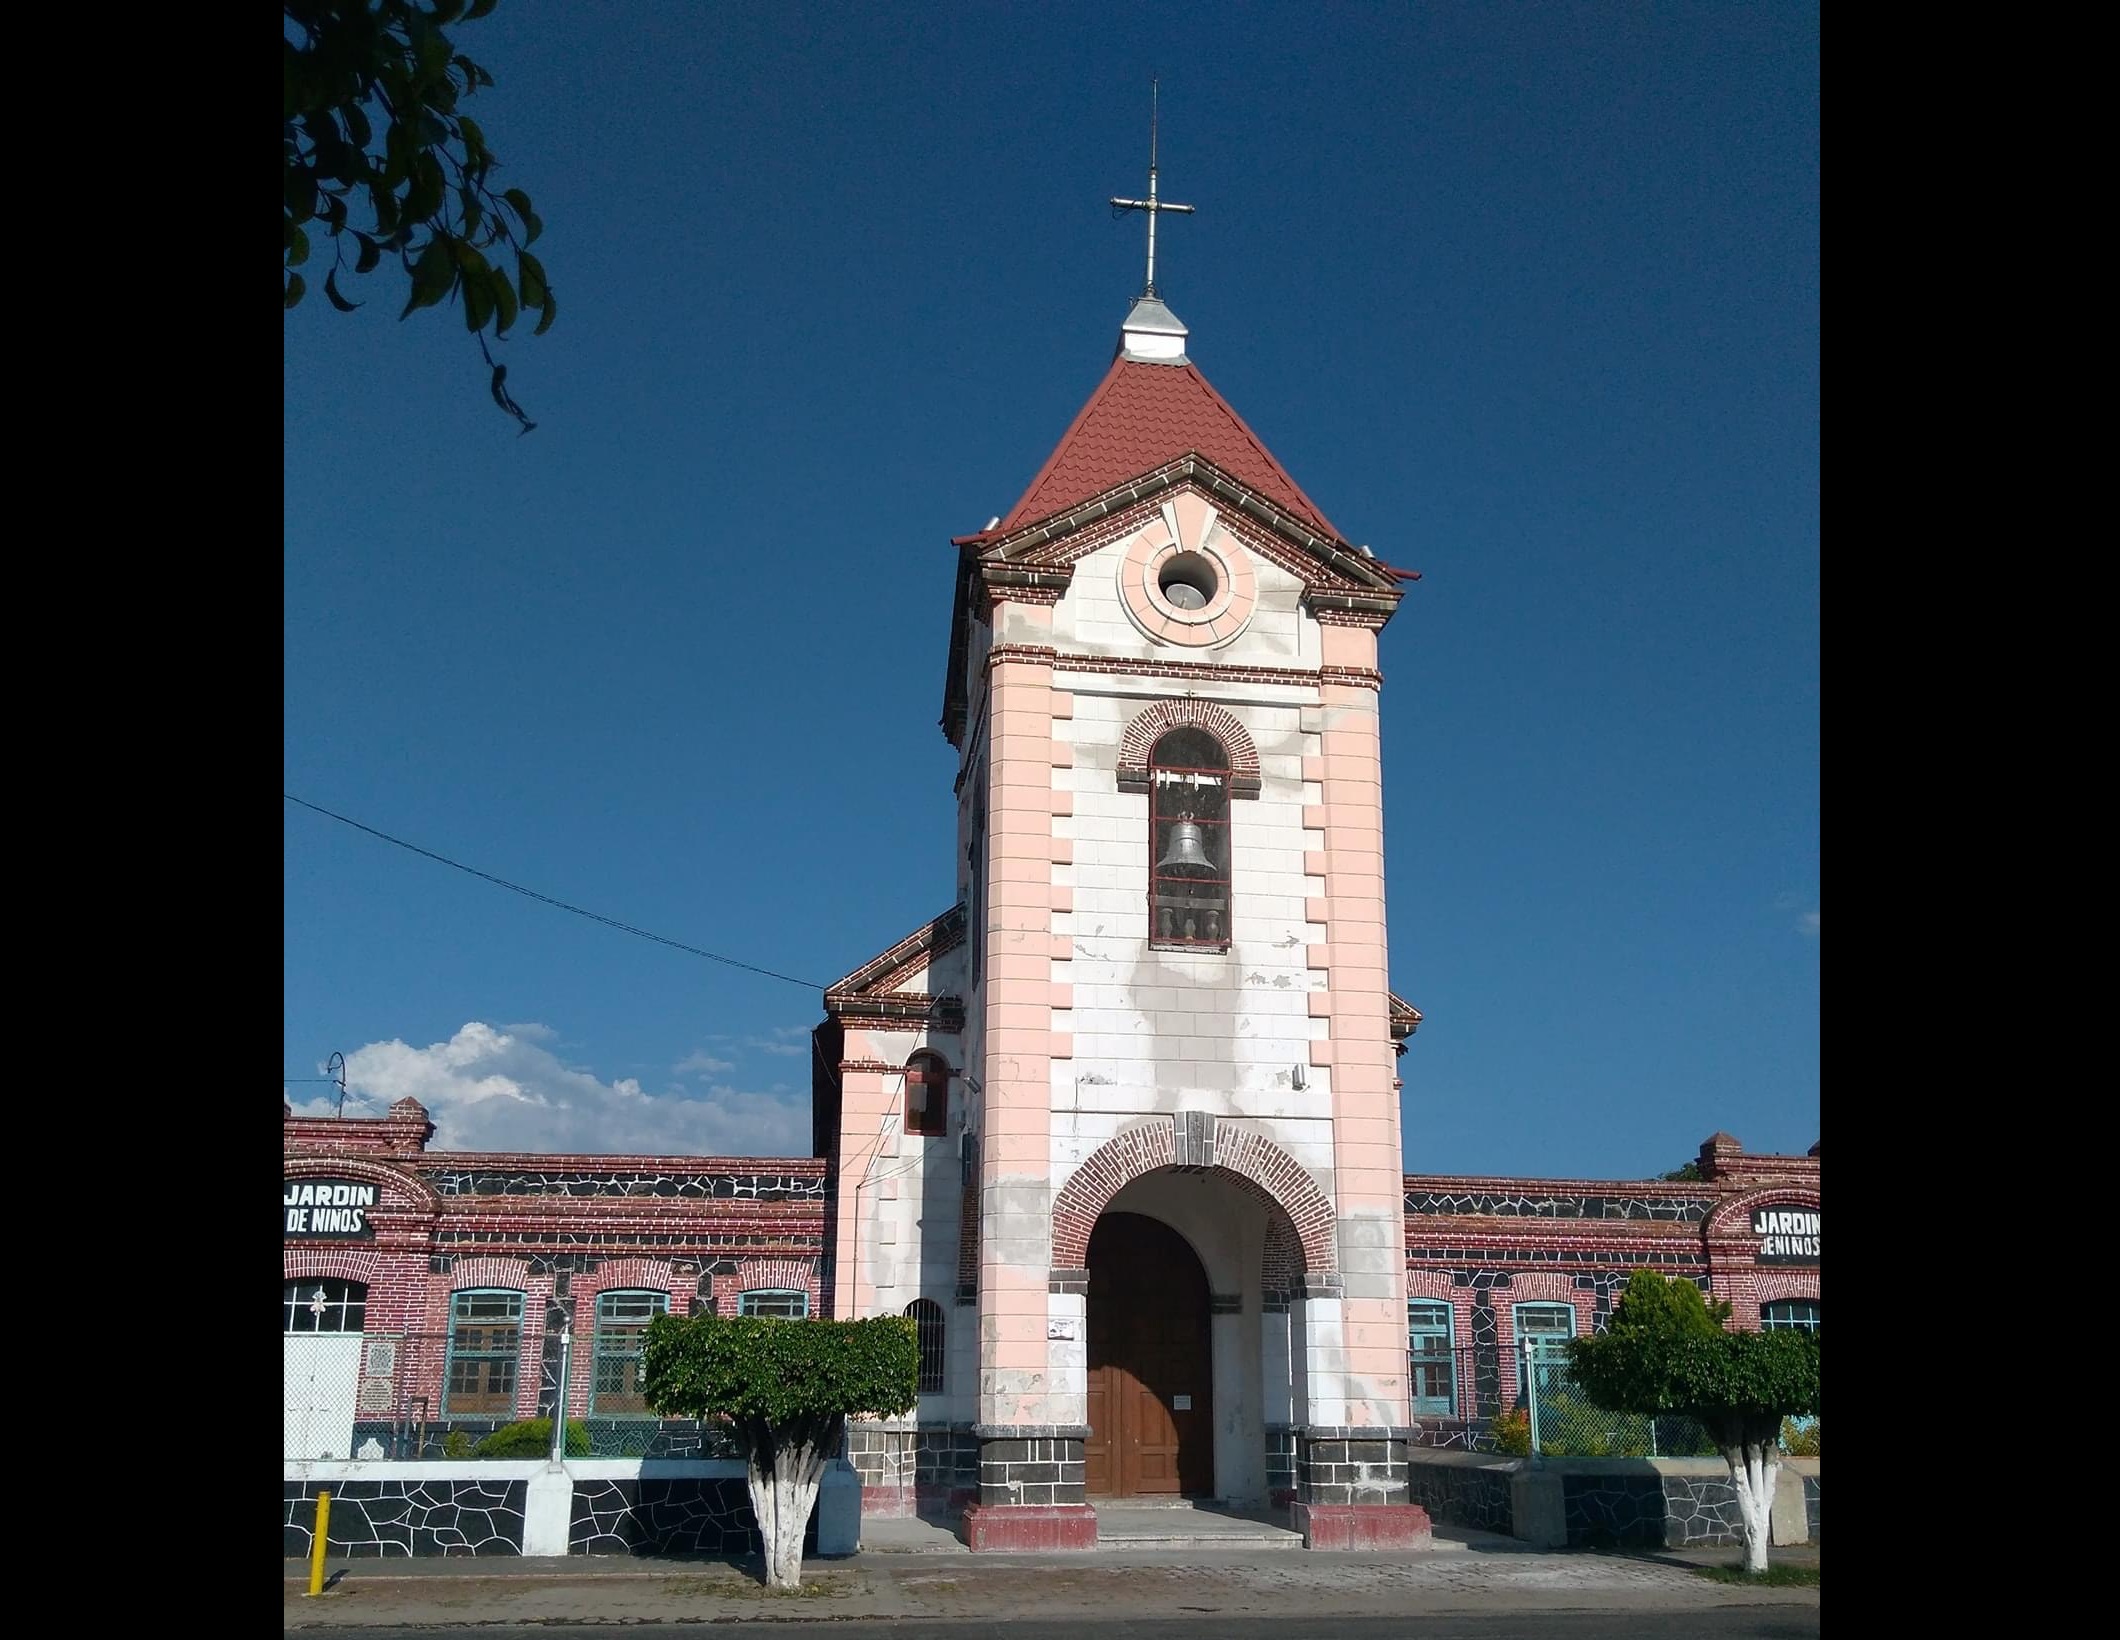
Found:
<box><xmin>1084</xmin><ymin>1212</ymin><xmax>1214</xmax><ymax>1497</ymax></box>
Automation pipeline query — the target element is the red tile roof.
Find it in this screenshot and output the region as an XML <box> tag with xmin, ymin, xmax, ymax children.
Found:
<box><xmin>993</xmin><ymin>358</ymin><xmax>1344</xmax><ymax>542</ymax></box>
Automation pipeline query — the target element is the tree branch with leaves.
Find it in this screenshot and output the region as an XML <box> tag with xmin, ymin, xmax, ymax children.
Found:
<box><xmin>643</xmin><ymin>1313</ymin><xmax>918</xmax><ymax>1589</ymax></box>
<box><xmin>1567</xmin><ymin>1271</ymin><xmax>1819</xmax><ymax>1573</ymax></box>
<box><xmin>284</xmin><ymin>0</ymin><xmax>555</xmax><ymax>432</ymax></box>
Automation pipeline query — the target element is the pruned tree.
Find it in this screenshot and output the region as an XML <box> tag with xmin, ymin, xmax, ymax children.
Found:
<box><xmin>1568</xmin><ymin>1271</ymin><xmax>1819</xmax><ymax>1573</ymax></box>
<box><xmin>641</xmin><ymin>1312</ymin><xmax>918</xmax><ymax>1590</ymax></box>
<box><xmin>284</xmin><ymin>0</ymin><xmax>554</xmax><ymax>431</ymax></box>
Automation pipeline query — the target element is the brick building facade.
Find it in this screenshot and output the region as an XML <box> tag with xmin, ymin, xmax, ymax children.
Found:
<box><xmin>282</xmin><ymin>1100</ymin><xmax>829</xmax><ymax>1462</ymax></box>
<box><xmin>285</xmin><ymin>286</ymin><xmax>1817</xmax><ymax>1554</ymax></box>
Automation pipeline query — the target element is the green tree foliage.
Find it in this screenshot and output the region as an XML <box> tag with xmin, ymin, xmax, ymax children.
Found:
<box><xmin>472</xmin><ymin>1417</ymin><xmax>589</xmax><ymax>1458</ymax></box>
<box><xmin>1572</xmin><ymin>1274</ymin><xmax>1816</xmax><ymax>1443</ymax></box>
<box><xmin>1489</xmin><ymin>1404</ymin><xmax>1531</xmax><ymax>1457</ymax></box>
<box><xmin>1602</xmin><ymin>1267</ymin><xmax>1730</xmax><ymax>1343</ymax></box>
<box><xmin>1567</xmin><ymin>1271</ymin><xmax>1819</xmax><ymax>1571</ymax></box>
<box><xmin>284</xmin><ymin>1</ymin><xmax>554</xmax><ymax>431</ymax></box>
<box><xmin>642</xmin><ymin>1314</ymin><xmax>918</xmax><ymax>1588</ymax></box>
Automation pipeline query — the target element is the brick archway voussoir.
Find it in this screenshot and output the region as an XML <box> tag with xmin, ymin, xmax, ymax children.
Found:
<box><xmin>1050</xmin><ymin>1116</ymin><xmax>1336</xmax><ymax>1275</ymax></box>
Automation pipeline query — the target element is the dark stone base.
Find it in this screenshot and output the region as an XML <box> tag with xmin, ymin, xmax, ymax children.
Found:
<box><xmin>962</xmin><ymin>1503</ymin><xmax>1099</xmax><ymax>1552</ymax></box>
<box><xmin>1407</xmin><ymin>1459</ymin><xmax>1513</xmax><ymax>1533</ymax></box>
<box><xmin>1295</xmin><ymin>1429</ymin><xmax>1413</xmax><ymax>1508</ymax></box>
<box><xmin>1295</xmin><ymin>1502</ymin><xmax>1433</xmax><ymax>1551</ymax></box>
<box><xmin>569</xmin><ymin>1479</ymin><xmax>818</xmax><ymax>1557</ymax></box>
<box><xmin>284</xmin><ymin>1480</ymin><xmax>526</xmax><ymax>1557</ymax></box>
<box><xmin>977</xmin><ymin>1434</ymin><xmax>1087</xmax><ymax>1507</ymax></box>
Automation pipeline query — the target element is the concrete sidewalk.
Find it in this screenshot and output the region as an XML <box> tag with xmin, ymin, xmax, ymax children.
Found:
<box><xmin>283</xmin><ymin>1536</ymin><xmax>1819</xmax><ymax>1629</ymax></box>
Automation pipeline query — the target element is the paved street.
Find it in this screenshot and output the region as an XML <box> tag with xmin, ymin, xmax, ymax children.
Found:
<box><xmin>310</xmin><ymin>1616</ymin><xmax>1820</xmax><ymax>1640</ymax></box>
<box><xmin>284</xmin><ymin>1546</ymin><xmax>1819</xmax><ymax>1632</ymax></box>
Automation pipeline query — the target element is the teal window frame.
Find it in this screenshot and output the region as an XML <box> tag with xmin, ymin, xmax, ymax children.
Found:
<box><xmin>1512</xmin><ymin>1302</ymin><xmax>1576</xmax><ymax>1346</ymax></box>
<box><xmin>591</xmin><ymin>1289</ymin><xmax>669</xmax><ymax>1415</ymax></box>
<box><xmin>738</xmin><ymin>1289</ymin><xmax>808</xmax><ymax>1319</ymax></box>
<box><xmin>1407</xmin><ymin>1300</ymin><xmax>1456</xmax><ymax>1416</ymax></box>
<box><xmin>443</xmin><ymin>1289</ymin><xmax>524</xmax><ymax>1417</ymax></box>
<box><xmin>1760</xmin><ymin>1298</ymin><xmax>1819</xmax><ymax>1332</ymax></box>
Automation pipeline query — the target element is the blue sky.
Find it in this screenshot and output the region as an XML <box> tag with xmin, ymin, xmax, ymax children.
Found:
<box><xmin>284</xmin><ymin>1</ymin><xmax>1818</xmax><ymax>1177</ymax></box>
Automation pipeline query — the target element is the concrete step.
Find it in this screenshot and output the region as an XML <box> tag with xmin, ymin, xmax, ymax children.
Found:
<box><xmin>1092</xmin><ymin>1504</ymin><xmax>1306</xmax><ymax>1550</ymax></box>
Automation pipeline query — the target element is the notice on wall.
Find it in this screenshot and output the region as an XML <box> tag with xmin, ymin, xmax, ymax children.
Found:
<box><xmin>285</xmin><ymin>1179</ymin><xmax>378</xmax><ymax>1239</ymax></box>
<box><xmin>1173</xmin><ymin>1394</ymin><xmax>1192</xmax><ymax>1411</ymax></box>
<box><xmin>1751</xmin><ymin>1206</ymin><xmax>1819</xmax><ymax>1265</ymax></box>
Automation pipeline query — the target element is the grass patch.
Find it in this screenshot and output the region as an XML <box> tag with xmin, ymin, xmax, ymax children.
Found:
<box><xmin>1693</xmin><ymin>1563</ymin><xmax>1820</xmax><ymax>1587</ymax></box>
<box><xmin>662</xmin><ymin>1572</ymin><xmax>848</xmax><ymax>1600</ymax></box>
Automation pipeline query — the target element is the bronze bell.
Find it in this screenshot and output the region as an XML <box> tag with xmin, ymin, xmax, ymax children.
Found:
<box><xmin>1156</xmin><ymin>820</ymin><xmax>1216</xmax><ymax>875</ymax></box>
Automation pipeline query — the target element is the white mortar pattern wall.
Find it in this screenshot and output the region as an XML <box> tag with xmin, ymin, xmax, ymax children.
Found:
<box><xmin>845</xmin><ymin>938</ymin><xmax>979</xmax><ymax>1423</ymax></box>
<box><xmin>1054</xmin><ymin>535</ymin><xmax>1313</xmax><ymax>665</ymax></box>
<box><xmin>1047</xmin><ymin>680</ymin><xmax>1336</xmax><ymax>1200</ymax></box>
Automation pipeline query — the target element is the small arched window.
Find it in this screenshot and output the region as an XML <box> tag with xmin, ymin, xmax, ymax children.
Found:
<box><xmin>284</xmin><ymin>1278</ymin><xmax>367</xmax><ymax>1334</ymax></box>
<box><xmin>1149</xmin><ymin>727</ymin><xmax>1232</xmax><ymax>949</ymax></box>
<box><xmin>1407</xmin><ymin>1300</ymin><xmax>1456</xmax><ymax>1416</ymax></box>
<box><xmin>591</xmin><ymin>1290</ymin><xmax>669</xmax><ymax>1415</ymax></box>
<box><xmin>444</xmin><ymin>1289</ymin><xmax>524</xmax><ymax>1416</ymax></box>
<box><xmin>905</xmin><ymin>1051</ymin><xmax>950</xmax><ymax>1137</ymax></box>
<box><xmin>905</xmin><ymin>1298</ymin><xmax>945</xmax><ymax>1393</ymax></box>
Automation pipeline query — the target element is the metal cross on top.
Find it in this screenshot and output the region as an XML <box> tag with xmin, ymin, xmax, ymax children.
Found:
<box><xmin>1110</xmin><ymin>78</ymin><xmax>1195</xmax><ymax>299</ymax></box>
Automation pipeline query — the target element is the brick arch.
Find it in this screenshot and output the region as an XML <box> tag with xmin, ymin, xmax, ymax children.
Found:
<box><xmin>284</xmin><ymin>1246</ymin><xmax>379</xmax><ymax>1286</ymax></box>
<box><xmin>1051</xmin><ymin>1117</ymin><xmax>1336</xmax><ymax>1277</ymax></box>
<box><xmin>282</xmin><ymin>1154</ymin><xmax>441</xmax><ymax>1217</ymax></box>
<box><xmin>1116</xmin><ymin>699</ymin><xmax>1264</xmax><ymax>798</ymax></box>
<box><xmin>1704</xmin><ymin>1184</ymin><xmax>1820</xmax><ymax>1241</ymax></box>
<box><xmin>581</xmin><ymin>1257</ymin><xmax>679</xmax><ymax>1294</ymax></box>
<box><xmin>446</xmin><ymin>1255</ymin><xmax>535</xmax><ymax>1294</ymax></box>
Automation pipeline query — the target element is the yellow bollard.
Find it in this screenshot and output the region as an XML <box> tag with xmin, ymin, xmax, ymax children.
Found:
<box><xmin>307</xmin><ymin>1491</ymin><xmax>332</xmax><ymax>1596</ymax></box>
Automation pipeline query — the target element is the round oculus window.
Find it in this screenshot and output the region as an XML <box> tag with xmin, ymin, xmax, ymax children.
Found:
<box><xmin>1158</xmin><ymin>552</ymin><xmax>1218</xmax><ymax>611</ymax></box>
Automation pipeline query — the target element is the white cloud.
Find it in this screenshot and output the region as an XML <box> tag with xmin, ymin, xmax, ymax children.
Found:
<box><xmin>674</xmin><ymin>1050</ymin><xmax>735</xmax><ymax>1076</ymax></box>
<box><xmin>1799</xmin><ymin>910</ymin><xmax>1820</xmax><ymax>936</ymax></box>
<box><xmin>286</xmin><ymin>1022</ymin><xmax>810</xmax><ymax>1157</ymax></box>
<box><xmin>498</xmin><ymin>1021</ymin><xmax>559</xmax><ymax>1043</ymax></box>
<box><xmin>704</xmin><ymin>1025</ymin><xmax>813</xmax><ymax>1059</ymax></box>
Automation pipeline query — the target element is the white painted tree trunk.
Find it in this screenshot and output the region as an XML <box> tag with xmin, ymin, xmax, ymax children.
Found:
<box><xmin>747</xmin><ymin>1437</ymin><xmax>830</xmax><ymax>1590</ymax></box>
<box><xmin>1721</xmin><ymin>1441</ymin><xmax>1780</xmax><ymax>1574</ymax></box>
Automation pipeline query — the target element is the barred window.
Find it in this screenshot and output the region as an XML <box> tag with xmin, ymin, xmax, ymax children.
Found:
<box><xmin>1761</xmin><ymin>1299</ymin><xmax>1819</xmax><ymax>1332</ymax></box>
<box><xmin>905</xmin><ymin>1298</ymin><xmax>945</xmax><ymax>1393</ymax></box>
<box><xmin>1407</xmin><ymin>1300</ymin><xmax>1455</xmax><ymax>1416</ymax></box>
<box><xmin>284</xmin><ymin>1278</ymin><xmax>367</xmax><ymax>1334</ymax></box>
<box><xmin>1148</xmin><ymin>727</ymin><xmax>1232</xmax><ymax>949</ymax></box>
<box><xmin>738</xmin><ymin>1289</ymin><xmax>808</xmax><ymax>1319</ymax></box>
<box><xmin>444</xmin><ymin>1290</ymin><xmax>523</xmax><ymax>1416</ymax></box>
<box><xmin>905</xmin><ymin>1052</ymin><xmax>950</xmax><ymax>1138</ymax></box>
<box><xmin>592</xmin><ymin>1290</ymin><xmax>669</xmax><ymax>1415</ymax></box>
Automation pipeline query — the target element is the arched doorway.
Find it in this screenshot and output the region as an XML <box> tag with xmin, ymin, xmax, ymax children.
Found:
<box><xmin>1085</xmin><ymin>1212</ymin><xmax>1213</xmax><ymax>1497</ymax></box>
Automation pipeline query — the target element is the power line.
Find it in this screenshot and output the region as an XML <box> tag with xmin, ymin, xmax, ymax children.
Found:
<box><xmin>284</xmin><ymin>794</ymin><xmax>826</xmax><ymax>991</ymax></box>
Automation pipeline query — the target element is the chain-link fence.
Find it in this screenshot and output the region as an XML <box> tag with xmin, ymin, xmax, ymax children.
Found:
<box><xmin>282</xmin><ymin>1330</ymin><xmax>740</xmax><ymax>1462</ymax></box>
<box><xmin>1409</xmin><ymin>1340</ymin><xmax>1818</xmax><ymax>1459</ymax></box>
<box><xmin>1517</xmin><ymin>1340</ymin><xmax>1718</xmax><ymax>1457</ymax></box>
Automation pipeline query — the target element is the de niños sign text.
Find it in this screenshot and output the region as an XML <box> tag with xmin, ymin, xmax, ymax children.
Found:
<box><xmin>285</xmin><ymin>1179</ymin><xmax>378</xmax><ymax>1239</ymax></box>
